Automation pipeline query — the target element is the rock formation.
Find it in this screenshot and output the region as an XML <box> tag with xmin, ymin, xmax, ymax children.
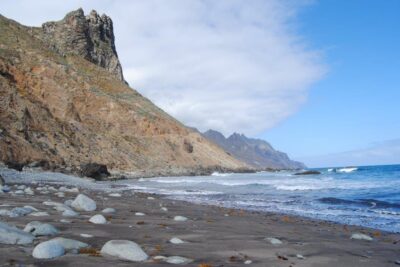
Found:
<box><xmin>37</xmin><ymin>8</ymin><xmax>125</xmax><ymax>82</ymax></box>
<box><xmin>0</xmin><ymin>10</ymin><xmax>247</xmax><ymax>177</ymax></box>
<box><xmin>203</xmin><ymin>130</ymin><xmax>305</xmax><ymax>170</ymax></box>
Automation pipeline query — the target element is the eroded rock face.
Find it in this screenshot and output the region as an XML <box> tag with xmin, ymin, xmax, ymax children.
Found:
<box><xmin>39</xmin><ymin>9</ymin><xmax>125</xmax><ymax>82</ymax></box>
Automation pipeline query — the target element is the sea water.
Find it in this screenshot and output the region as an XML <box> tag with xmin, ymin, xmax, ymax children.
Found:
<box><xmin>119</xmin><ymin>164</ymin><xmax>400</xmax><ymax>233</ymax></box>
<box><xmin>1</xmin><ymin>164</ymin><xmax>399</xmax><ymax>232</ymax></box>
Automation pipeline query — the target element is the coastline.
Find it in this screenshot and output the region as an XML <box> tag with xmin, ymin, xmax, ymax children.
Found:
<box><xmin>1</xmin><ymin>178</ymin><xmax>399</xmax><ymax>266</ymax></box>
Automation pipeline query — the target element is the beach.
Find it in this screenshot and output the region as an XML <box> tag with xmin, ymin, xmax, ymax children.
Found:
<box><xmin>1</xmin><ymin>179</ymin><xmax>399</xmax><ymax>266</ymax></box>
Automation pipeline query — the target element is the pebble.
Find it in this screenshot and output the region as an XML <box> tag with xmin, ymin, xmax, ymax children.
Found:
<box><xmin>165</xmin><ymin>256</ymin><xmax>193</xmax><ymax>264</ymax></box>
<box><xmin>89</xmin><ymin>214</ymin><xmax>107</xmax><ymax>224</ymax></box>
<box><xmin>135</xmin><ymin>212</ymin><xmax>145</xmax><ymax>216</ymax></box>
<box><xmin>351</xmin><ymin>233</ymin><xmax>373</xmax><ymax>241</ymax></box>
<box><xmin>62</xmin><ymin>209</ymin><xmax>79</xmax><ymax>217</ymax></box>
<box><xmin>101</xmin><ymin>240</ymin><xmax>148</xmax><ymax>262</ymax></box>
<box><xmin>169</xmin><ymin>237</ymin><xmax>185</xmax><ymax>244</ymax></box>
<box><xmin>296</xmin><ymin>254</ymin><xmax>305</xmax><ymax>259</ymax></box>
<box><xmin>102</xmin><ymin>207</ymin><xmax>116</xmax><ymax>214</ymax></box>
<box><xmin>71</xmin><ymin>194</ymin><xmax>97</xmax><ymax>211</ymax></box>
<box><xmin>109</xmin><ymin>193</ymin><xmax>122</xmax><ymax>197</ymax></box>
<box><xmin>60</xmin><ymin>219</ymin><xmax>71</xmax><ymax>223</ymax></box>
<box><xmin>161</xmin><ymin>207</ymin><xmax>168</xmax><ymax>212</ymax></box>
<box><xmin>24</xmin><ymin>221</ymin><xmax>59</xmax><ymax>236</ymax></box>
<box><xmin>30</xmin><ymin>211</ymin><xmax>50</xmax><ymax>217</ymax></box>
<box><xmin>80</xmin><ymin>233</ymin><xmax>93</xmax><ymax>238</ymax></box>
<box><xmin>147</xmin><ymin>196</ymin><xmax>155</xmax><ymax>200</ymax></box>
<box><xmin>0</xmin><ymin>221</ymin><xmax>35</xmax><ymax>244</ymax></box>
<box><xmin>173</xmin><ymin>216</ymin><xmax>188</xmax><ymax>222</ymax></box>
<box><xmin>244</xmin><ymin>260</ymin><xmax>252</xmax><ymax>264</ymax></box>
<box><xmin>32</xmin><ymin>240</ymin><xmax>65</xmax><ymax>259</ymax></box>
<box><xmin>265</xmin><ymin>237</ymin><xmax>283</xmax><ymax>245</ymax></box>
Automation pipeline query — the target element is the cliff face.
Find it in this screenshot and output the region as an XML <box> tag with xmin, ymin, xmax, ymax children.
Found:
<box><xmin>0</xmin><ymin>10</ymin><xmax>247</xmax><ymax>176</ymax></box>
<box><xmin>203</xmin><ymin>130</ymin><xmax>305</xmax><ymax>170</ymax></box>
<box><xmin>36</xmin><ymin>8</ymin><xmax>125</xmax><ymax>83</ymax></box>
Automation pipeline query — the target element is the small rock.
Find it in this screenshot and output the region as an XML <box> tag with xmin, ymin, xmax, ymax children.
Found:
<box><xmin>0</xmin><ymin>209</ymin><xmax>11</xmax><ymax>216</ymax></box>
<box><xmin>55</xmin><ymin>192</ymin><xmax>65</xmax><ymax>198</ymax></box>
<box><xmin>30</xmin><ymin>211</ymin><xmax>50</xmax><ymax>217</ymax></box>
<box><xmin>351</xmin><ymin>233</ymin><xmax>373</xmax><ymax>241</ymax></box>
<box><xmin>24</xmin><ymin>221</ymin><xmax>59</xmax><ymax>236</ymax></box>
<box><xmin>296</xmin><ymin>254</ymin><xmax>305</xmax><ymax>259</ymax></box>
<box><xmin>169</xmin><ymin>237</ymin><xmax>185</xmax><ymax>244</ymax></box>
<box><xmin>101</xmin><ymin>240</ymin><xmax>148</xmax><ymax>262</ymax></box>
<box><xmin>173</xmin><ymin>216</ymin><xmax>188</xmax><ymax>222</ymax></box>
<box><xmin>14</xmin><ymin>190</ymin><xmax>24</xmax><ymax>194</ymax></box>
<box><xmin>64</xmin><ymin>199</ymin><xmax>73</xmax><ymax>206</ymax></box>
<box><xmin>89</xmin><ymin>214</ymin><xmax>107</xmax><ymax>224</ymax></box>
<box><xmin>165</xmin><ymin>256</ymin><xmax>193</xmax><ymax>264</ymax></box>
<box><xmin>102</xmin><ymin>208</ymin><xmax>116</xmax><ymax>214</ymax></box>
<box><xmin>0</xmin><ymin>221</ymin><xmax>35</xmax><ymax>244</ymax></box>
<box><xmin>80</xmin><ymin>233</ymin><xmax>93</xmax><ymax>238</ymax></box>
<box><xmin>161</xmin><ymin>207</ymin><xmax>168</xmax><ymax>212</ymax></box>
<box><xmin>17</xmin><ymin>185</ymin><xmax>26</xmax><ymax>190</ymax></box>
<box><xmin>24</xmin><ymin>187</ymin><xmax>34</xmax><ymax>195</ymax></box>
<box><xmin>265</xmin><ymin>237</ymin><xmax>283</xmax><ymax>245</ymax></box>
<box><xmin>109</xmin><ymin>193</ymin><xmax>121</xmax><ymax>197</ymax></box>
<box><xmin>71</xmin><ymin>194</ymin><xmax>96</xmax><ymax>211</ymax></box>
<box><xmin>244</xmin><ymin>260</ymin><xmax>252</xmax><ymax>264</ymax></box>
<box><xmin>153</xmin><ymin>255</ymin><xmax>168</xmax><ymax>261</ymax></box>
<box><xmin>32</xmin><ymin>240</ymin><xmax>65</xmax><ymax>259</ymax></box>
<box><xmin>60</xmin><ymin>219</ymin><xmax>71</xmax><ymax>223</ymax></box>
<box><xmin>147</xmin><ymin>196</ymin><xmax>155</xmax><ymax>200</ymax></box>
<box><xmin>62</xmin><ymin>209</ymin><xmax>79</xmax><ymax>217</ymax></box>
<box><xmin>135</xmin><ymin>212</ymin><xmax>145</xmax><ymax>216</ymax></box>
<box><xmin>9</xmin><ymin>207</ymin><xmax>34</xmax><ymax>217</ymax></box>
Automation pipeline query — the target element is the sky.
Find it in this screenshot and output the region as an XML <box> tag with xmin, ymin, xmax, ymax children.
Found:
<box><xmin>0</xmin><ymin>0</ymin><xmax>398</xmax><ymax>167</ymax></box>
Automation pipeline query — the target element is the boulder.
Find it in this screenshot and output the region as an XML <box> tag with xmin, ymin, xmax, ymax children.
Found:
<box><xmin>9</xmin><ymin>207</ymin><xmax>35</xmax><ymax>217</ymax></box>
<box><xmin>71</xmin><ymin>194</ymin><xmax>96</xmax><ymax>211</ymax></box>
<box><xmin>62</xmin><ymin>209</ymin><xmax>79</xmax><ymax>217</ymax></box>
<box><xmin>32</xmin><ymin>240</ymin><xmax>65</xmax><ymax>259</ymax></box>
<box><xmin>24</xmin><ymin>221</ymin><xmax>59</xmax><ymax>236</ymax></box>
<box><xmin>80</xmin><ymin>163</ymin><xmax>110</xmax><ymax>180</ymax></box>
<box><xmin>89</xmin><ymin>214</ymin><xmax>107</xmax><ymax>224</ymax></box>
<box><xmin>100</xmin><ymin>240</ymin><xmax>148</xmax><ymax>262</ymax></box>
<box><xmin>0</xmin><ymin>221</ymin><xmax>35</xmax><ymax>244</ymax></box>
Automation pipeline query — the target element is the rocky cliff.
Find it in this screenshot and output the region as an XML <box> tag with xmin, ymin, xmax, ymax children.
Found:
<box><xmin>0</xmin><ymin>10</ymin><xmax>248</xmax><ymax>177</ymax></box>
<box><xmin>36</xmin><ymin>8</ymin><xmax>125</xmax><ymax>83</ymax></box>
<box><xmin>203</xmin><ymin>130</ymin><xmax>305</xmax><ymax>170</ymax></box>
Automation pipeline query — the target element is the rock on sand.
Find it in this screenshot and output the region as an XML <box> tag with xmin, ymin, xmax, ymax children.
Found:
<box><xmin>101</xmin><ymin>240</ymin><xmax>148</xmax><ymax>262</ymax></box>
<box><xmin>24</xmin><ymin>221</ymin><xmax>59</xmax><ymax>236</ymax></box>
<box><xmin>351</xmin><ymin>233</ymin><xmax>373</xmax><ymax>241</ymax></box>
<box><xmin>0</xmin><ymin>221</ymin><xmax>35</xmax><ymax>244</ymax></box>
<box><xmin>71</xmin><ymin>194</ymin><xmax>96</xmax><ymax>211</ymax></box>
<box><xmin>89</xmin><ymin>214</ymin><xmax>107</xmax><ymax>224</ymax></box>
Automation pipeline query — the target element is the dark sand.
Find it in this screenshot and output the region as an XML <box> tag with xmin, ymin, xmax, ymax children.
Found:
<box><xmin>0</xmin><ymin>183</ymin><xmax>399</xmax><ymax>267</ymax></box>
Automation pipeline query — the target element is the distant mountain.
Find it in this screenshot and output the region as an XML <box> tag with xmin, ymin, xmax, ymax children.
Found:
<box><xmin>203</xmin><ymin>130</ymin><xmax>305</xmax><ymax>170</ymax></box>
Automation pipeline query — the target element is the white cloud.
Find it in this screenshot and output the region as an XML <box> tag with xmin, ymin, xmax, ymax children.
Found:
<box><xmin>300</xmin><ymin>139</ymin><xmax>400</xmax><ymax>167</ymax></box>
<box><xmin>0</xmin><ymin>0</ymin><xmax>326</xmax><ymax>135</ymax></box>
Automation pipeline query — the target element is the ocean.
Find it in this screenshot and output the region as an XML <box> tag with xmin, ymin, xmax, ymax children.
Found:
<box><xmin>118</xmin><ymin>164</ymin><xmax>400</xmax><ymax>233</ymax></box>
<box><xmin>1</xmin><ymin>164</ymin><xmax>399</xmax><ymax>233</ymax></box>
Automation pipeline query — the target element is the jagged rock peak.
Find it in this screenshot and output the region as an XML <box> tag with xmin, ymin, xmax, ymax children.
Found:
<box><xmin>39</xmin><ymin>8</ymin><xmax>125</xmax><ymax>83</ymax></box>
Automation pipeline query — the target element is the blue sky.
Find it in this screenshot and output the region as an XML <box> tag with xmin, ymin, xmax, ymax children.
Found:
<box><xmin>261</xmin><ymin>0</ymin><xmax>400</xmax><ymax>166</ymax></box>
<box><xmin>0</xmin><ymin>0</ymin><xmax>398</xmax><ymax>167</ymax></box>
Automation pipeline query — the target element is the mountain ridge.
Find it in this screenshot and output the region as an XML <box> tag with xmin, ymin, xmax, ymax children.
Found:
<box><xmin>203</xmin><ymin>129</ymin><xmax>305</xmax><ymax>170</ymax></box>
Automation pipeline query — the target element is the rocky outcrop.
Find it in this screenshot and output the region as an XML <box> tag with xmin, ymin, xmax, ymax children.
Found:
<box><xmin>37</xmin><ymin>9</ymin><xmax>125</xmax><ymax>82</ymax></box>
<box><xmin>203</xmin><ymin>130</ymin><xmax>305</xmax><ymax>170</ymax></box>
<box><xmin>0</xmin><ymin>11</ymin><xmax>246</xmax><ymax>176</ymax></box>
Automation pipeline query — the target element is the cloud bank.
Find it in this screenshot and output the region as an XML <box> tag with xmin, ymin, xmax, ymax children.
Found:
<box><xmin>300</xmin><ymin>139</ymin><xmax>400</xmax><ymax>167</ymax></box>
<box><xmin>0</xmin><ymin>0</ymin><xmax>326</xmax><ymax>135</ymax></box>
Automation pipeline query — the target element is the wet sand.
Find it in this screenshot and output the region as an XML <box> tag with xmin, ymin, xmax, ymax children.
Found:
<box><xmin>0</xmin><ymin>183</ymin><xmax>399</xmax><ymax>266</ymax></box>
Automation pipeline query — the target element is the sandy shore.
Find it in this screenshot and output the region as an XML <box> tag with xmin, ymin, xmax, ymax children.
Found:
<box><xmin>0</xmin><ymin>181</ymin><xmax>399</xmax><ymax>266</ymax></box>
